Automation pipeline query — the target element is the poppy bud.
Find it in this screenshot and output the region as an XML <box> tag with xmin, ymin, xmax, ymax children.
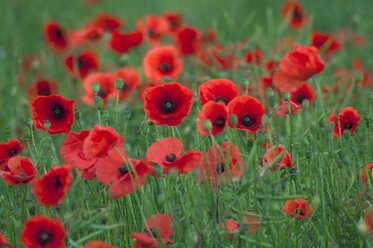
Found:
<box><xmin>357</xmin><ymin>221</ymin><xmax>369</xmax><ymax>237</ymax></box>
<box><xmin>27</xmin><ymin>118</ymin><xmax>34</xmax><ymax>127</ymax></box>
<box><xmin>44</xmin><ymin>120</ymin><xmax>51</xmax><ymax>131</ymax></box>
<box><xmin>282</xmin><ymin>92</ymin><xmax>291</xmax><ymax>102</ymax></box>
<box><xmin>22</xmin><ymin>126</ymin><xmax>31</xmax><ymax>139</ymax></box>
<box><xmin>157</xmin><ymin>193</ymin><xmax>166</xmax><ymax>205</ymax></box>
<box><xmin>335</xmin><ymin>109</ymin><xmax>341</xmax><ymax>118</ymax></box>
<box><xmin>93</xmin><ymin>96</ymin><xmax>103</xmax><ymax>110</ymax></box>
<box><xmin>230</xmin><ymin>114</ymin><xmax>238</xmax><ymax>128</ymax></box>
<box><xmin>162</xmin><ymin>76</ymin><xmax>172</xmax><ymax>83</ymax></box>
<box><xmin>74</xmin><ymin>108</ymin><xmax>81</xmax><ymax>120</ymax></box>
<box><xmin>202</xmin><ymin>119</ymin><xmax>212</xmax><ymax>131</ymax></box>
<box><xmin>302</xmin><ymin>99</ymin><xmax>310</xmax><ymax>109</ymax></box>
<box><xmin>311</xmin><ymin>195</ymin><xmax>321</xmax><ymax>210</ymax></box>
<box><xmin>91</xmin><ymin>81</ymin><xmax>100</xmax><ymax>94</ymax></box>
<box><xmin>327</xmin><ymin>121</ymin><xmax>335</xmax><ymax>131</ymax></box>
<box><xmin>119</xmin><ymin>54</ymin><xmax>128</xmax><ymax>67</ymax></box>
<box><xmin>115</xmin><ymin>78</ymin><xmax>124</xmax><ymax>90</ymax></box>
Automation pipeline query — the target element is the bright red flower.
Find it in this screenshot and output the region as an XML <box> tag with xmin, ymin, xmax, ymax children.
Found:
<box><xmin>311</xmin><ymin>31</ymin><xmax>341</xmax><ymax>60</ymax></box>
<box><xmin>174</xmin><ymin>26</ymin><xmax>203</xmax><ymax>55</ymax></box>
<box><xmin>0</xmin><ymin>138</ymin><xmax>24</xmax><ymax>163</ymax></box>
<box><xmin>263</xmin><ymin>145</ymin><xmax>292</xmax><ymax>170</ymax></box>
<box><xmin>84</xmin><ymin>241</ymin><xmax>116</xmax><ymax>248</ymax></box>
<box><xmin>65</xmin><ymin>50</ymin><xmax>99</xmax><ymax>79</ymax></box>
<box><xmin>222</xmin><ymin>212</ymin><xmax>260</xmax><ymax>239</ymax></box>
<box><xmin>30</xmin><ymin>94</ymin><xmax>75</xmax><ymax>135</ymax></box>
<box><xmin>273</xmin><ymin>71</ymin><xmax>304</xmax><ymax>93</ymax></box>
<box><xmin>82</xmin><ymin>72</ymin><xmax>116</xmax><ymax>107</ymax></box>
<box><xmin>143</xmin><ymin>46</ymin><xmax>183</xmax><ymax>82</ymax></box>
<box><xmin>278</xmin><ymin>44</ymin><xmax>325</xmax><ymax>81</ymax></box>
<box><xmin>27</xmin><ymin>79</ymin><xmax>59</xmax><ymax>101</ymax></box>
<box><xmin>90</xmin><ymin>13</ymin><xmax>123</xmax><ymax>31</ymax></box>
<box><xmin>282</xmin><ymin>1</ymin><xmax>308</xmax><ymax>29</ymax></box>
<box><xmin>354</xmin><ymin>58</ymin><xmax>372</xmax><ymax>88</ymax></box>
<box><xmin>110</xmin><ymin>67</ymin><xmax>140</xmax><ymax>102</ymax></box>
<box><xmin>275</xmin><ymin>101</ymin><xmax>300</xmax><ymax>117</ymax></box>
<box><xmin>228</xmin><ymin>95</ymin><xmax>266</xmax><ymax>132</ymax></box>
<box><xmin>44</xmin><ymin>21</ymin><xmax>69</xmax><ymax>50</ymax></box>
<box><xmin>289</xmin><ymin>82</ymin><xmax>315</xmax><ymax>107</ymax></box>
<box><xmin>198</xmin><ymin>79</ymin><xmax>239</xmax><ymax>105</ymax></box>
<box><xmin>32</xmin><ymin>165</ymin><xmax>73</xmax><ymax>207</ymax></box>
<box><xmin>0</xmin><ymin>156</ymin><xmax>37</xmax><ymax>185</ymax></box>
<box><xmin>137</xmin><ymin>15</ymin><xmax>168</xmax><ymax>45</ymax></box>
<box><xmin>163</xmin><ymin>12</ymin><xmax>182</xmax><ymax>34</ymax></box>
<box><xmin>143</xmin><ymin>82</ymin><xmax>193</xmax><ymax>126</ymax></box>
<box><xmin>131</xmin><ymin>214</ymin><xmax>174</xmax><ymax>248</ymax></box>
<box><xmin>360</xmin><ymin>163</ymin><xmax>373</xmax><ymax>190</ymax></box>
<box><xmin>146</xmin><ymin>137</ymin><xmax>203</xmax><ymax>175</ymax></box>
<box><xmin>109</xmin><ymin>30</ymin><xmax>143</xmax><ymax>54</ymax></box>
<box><xmin>245</xmin><ymin>48</ymin><xmax>264</xmax><ymax>66</ymax></box>
<box><xmin>0</xmin><ymin>230</ymin><xmax>13</xmax><ymax>248</ymax></box>
<box><xmin>197</xmin><ymin>101</ymin><xmax>228</xmax><ymax>136</ymax></box>
<box><xmin>83</xmin><ymin>125</ymin><xmax>124</xmax><ymax>159</ymax></box>
<box><xmin>364</xmin><ymin>208</ymin><xmax>373</xmax><ymax>235</ymax></box>
<box><xmin>283</xmin><ymin>198</ymin><xmax>313</xmax><ymax>219</ymax></box>
<box><xmin>21</xmin><ymin>215</ymin><xmax>66</xmax><ymax>248</ymax></box>
<box><xmin>327</xmin><ymin>107</ymin><xmax>360</xmax><ymax>138</ymax></box>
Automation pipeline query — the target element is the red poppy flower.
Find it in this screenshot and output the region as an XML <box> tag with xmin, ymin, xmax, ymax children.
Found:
<box><xmin>27</xmin><ymin>79</ymin><xmax>59</xmax><ymax>101</ymax></box>
<box><xmin>273</xmin><ymin>71</ymin><xmax>304</xmax><ymax>92</ymax></box>
<box><xmin>44</xmin><ymin>21</ymin><xmax>69</xmax><ymax>50</ymax></box>
<box><xmin>364</xmin><ymin>208</ymin><xmax>373</xmax><ymax>235</ymax></box>
<box><xmin>163</xmin><ymin>12</ymin><xmax>182</xmax><ymax>33</ymax></box>
<box><xmin>282</xmin><ymin>1</ymin><xmax>308</xmax><ymax>29</ymax></box>
<box><xmin>146</xmin><ymin>137</ymin><xmax>203</xmax><ymax>175</ymax></box>
<box><xmin>228</xmin><ymin>95</ymin><xmax>266</xmax><ymax>132</ymax></box>
<box><xmin>143</xmin><ymin>82</ymin><xmax>193</xmax><ymax>126</ymax></box>
<box><xmin>0</xmin><ymin>230</ymin><xmax>13</xmax><ymax>248</ymax></box>
<box><xmin>143</xmin><ymin>46</ymin><xmax>183</xmax><ymax>82</ymax></box>
<box><xmin>197</xmin><ymin>101</ymin><xmax>228</xmax><ymax>136</ymax></box>
<box><xmin>83</xmin><ymin>125</ymin><xmax>124</xmax><ymax>160</ymax></box>
<box><xmin>204</xmin><ymin>28</ymin><xmax>217</xmax><ymax>43</ymax></box>
<box><xmin>327</xmin><ymin>107</ymin><xmax>360</xmax><ymax>138</ymax></box>
<box><xmin>265</xmin><ymin>59</ymin><xmax>277</xmax><ymax>73</ymax></box>
<box><xmin>65</xmin><ymin>50</ymin><xmax>99</xmax><ymax>79</ymax></box>
<box><xmin>263</xmin><ymin>145</ymin><xmax>292</xmax><ymax>170</ymax></box>
<box><xmin>21</xmin><ymin>215</ymin><xmax>66</xmax><ymax>248</ymax></box>
<box><xmin>90</xmin><ymin>13</ymin><xmax>123</xmax><ymax>31</ymax></box>
<box><xmin>245</xmin><ymin>48</ymin><xmax>264</xmax><ymax>66</ymax></box>
<box><xmin>0</xmin><ymin>138</ymin><xmax>24</xmax><ymax>163</ymax></box>
<box><xmin>289</xmin><ymin>82</ymin><xmax>315</xmax><ymax>107</ymax></box>
<box><xmin>207</xmin><ymin>44</ymin><xmax>237</xmax><ymax>70</ymax></box>
<box><xmin>30</xmin><ymin>94</ymin><xmax>75</xmax><ymax>135</ymax></box>
<box><xmin>360</xmin><ymin>163</ymin><xmax>373</xmax><ymax>190</ymax></box>
<box><xmin>174</xmin><ymin>26</ymin><xmax>203</xmax><ymax>55</ymax></box>
<box><xmin>32</xmin><ymin>165</ymin><xmax>73</xmax><ymax>207</ymax></box>
<box><xmin>84</xmin><ymin>241</ymin><xmax>115</xmax><ymax>248</ymax></box>
<box><xmin>131</xmin><ymin>214</ymin><xmax>174</xmax><ymax>248</ymax></box>
<box><xmin>311</xmin><ymin>31</ymin><xmax>340</xmax><ymax>60</ymax></box>
<box><xmin>110</xmin><ymin>67</ymin><xmax>140</xmax><ymax>102</ymax></box>
<box><xmin>198</xmin><ymin>78</ymin><xmax>239</xmax><ymax>105</ymax></box>
<box><xmin>72</xmin><ymin>25</ymin><xmax>104</xmax><ymax>45</ymax></box>
<box><xmin>82</xmin><ymin>72</ymin><xmax>116</xmax><ymax>107</ymax></box>
<box><xmin>199</xmin><ymin>141</ymin><xmax>244</xmax><ymax>187</ymax></box>
<box><xmin>222</xmin><ymin>212</ymin><xmax>260</xmax><ymax>239</ymax></box>
<box><xmin>283</xmin><ymin>198</ymin><xmax>313</xmax><ymax>219</ymax></box>
<box><xmin>137</xmin><ymin>15</ymin><xmax>168</xmax><ymax>45</ymax></box>
<box><xmin>354</xmin><ymin>58</ymin><xmax>372</xmax><ymax>88</ymax></box>
<box><xmin>278</xmin><ymin>44</ymin><xmax>325</xmax><ymax>81</ymax></box>
<box><xmin>0</xmin><ymin>156</ymin><xmax>37</xmax><ymax>185</ymax></box>
<box><xmin>275</xmin><ymin>101</ymin><xmax>300</xmax><ymax>117</ymax></box>
<box><xmin>109</xmin><ymin>30</ymin><xmax>143</xmax><ymax>54</ymax></box>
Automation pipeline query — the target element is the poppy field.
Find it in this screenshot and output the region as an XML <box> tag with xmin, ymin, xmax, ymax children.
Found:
<box><xmin>1</xmin><ymin>0</ymin><xmax>373</xmax><ymax>247</ymax></box>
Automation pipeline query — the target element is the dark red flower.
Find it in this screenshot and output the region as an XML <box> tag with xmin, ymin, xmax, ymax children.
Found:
<box><xmin>222</xmin><ymin>212</ymin><xmax>260</xmax><ymax>239</ymax></box>
<box><xmin>44</xmin><ymin>21</ymin><xmax>69</xmax><ymax>50</ymax></box>
<box><xmin>32</xmin><ymin>165</ymin><xmax>73</xmax><ymax>207</ymax></box>
<box><xmin>109</xmin><ymin>30</ymin><xmax>143</xmax><ymax>54</ymax></box>
<box><xmin>289</xmin><ymin>82</ymin><xmax>315</xmax><ymax>107</ymax></box>
<box><xmin>30</xmin><ymin>94</ymin><xmax>75</xmax><ymax>135</ymax></box>
<box><xmin>354</xmin><ymin>58</ymin><xmax>372</xmax><ymax>88</ymax></box>
<box><xmin>198</xmin><ymin>78</ymin><xmax>239</xmax><ymax>105</ymax></box>
<box><xmin>263</xmin><ymin>145</ymin><xmax>292</xmax><ymax>170</ymax></box>
<box><xmin>27</xmin><ymin>79</ymin><xmax>59</xmax><ymax>101</ymax></box>
<box><xmin>0</xmin><ymin>138</ymin><xmax>24</xmax><ymax>163</ymax></box>
<box><xmin>0</xmin><ymin>156</ymin><xmax>37</xmax><ymax>185</ymax></box>
<box><xmin>228</xmin><ymin>95</ymin><xmax>266</xmax><ymax>132</ymax></box>
<box><xmin>84</xmin><ymin>241</ymin><xmax>115</xmax><ymax>248</ymax></box>
<box><xmin>82</xmin><ymin>72</ymin><xmax>116</xmax><ymax>107</ymax></box>
<box><xmin>283</xmin><ymin>199</ymin><xmax>313</xmax><ymax>219</ymax></box>
<box><xmin>143</xmin><ymin>82</ymin><xmax>193</xmax><ymax>126</ymax></box>
<box><xmin>72</xmin><ymin>25</ymin><xmax>104</xmax><ymax>45</ymax></box>
<box><xmin>311</xmin><ymin>31</ymin><xmax>340</xmax><ymax>60</ymax></box>
<box><xmin>282</xmin><ymin>1</ymin><xmax>308</xmax><ymax>29</ymax></box>
<box><xmin>137</xmin><ymin>15</ymin><xmax>168</xmax><ymax>46</ymax></box>
<box><xmin>110</xmin><ymin>67</ymin><xmax>140</xmax><ymax>102</ymax></box>
<box><xmin>146</xmin><ymin>137</ymin><xmax>203</xmax><ymax>175</ymax></box>
<box><xmin>174</xmin><ymin>26</ymin><xmax>203</xmax><ymax>55</ymax></box>
<box><xmin>65</xmin><ymin>50</ymin><xmax>99</xmax><ymax>79</ymax></box>
<box><xmin>245</xmin><ymin>48</ymin><xmax>264</xmax><ymax>66</ymax></box>
<box><xmin>0</xmin><ymin>230</ymin><xmax>13</xmax><ymax>248</ymax></box>
<box><xmin>361</xmin><ymin>163</ymin><xmax>373</xmax><ymax>190</ymax></box>
<box><xmin>83</xmin><ymin>125</ymin><xmax>124</xmax><ymax>160</ymax></box>
<box><xmin>131</xmin><ymin>214</ymin><xmax>174</xmax><ymax>248</ymax></box>
<box><xmin>327</xmin><ymin>107</ymin><xmax>360</xmax><ymax>138</ymax></box>
<box><xmin>143</xmin><ymin>46</ymin><xmax>183</xmax><ymax>82</ymax></box>
<box><xmin>21</xmin><ymin>215</ymin><xmax>66</xmax><ymax>248</ymax></box>
<box><xmin>163</xmin><ymin>12</ymin><xmax>182</xmax><ymax>33</ymax></box>
<box><xmin>90</xmin><ymin>13</ymin><xmax>123</xmax><ymax>31</ymax></box>
<box><xmin>197</xmin><ymin>101</ymin><xmax>228</xmax><ymax>136</ymax></box>
<box><xmin>364</xmin><ymin>208</ymin><xmax>373</xmax><ymax>235</ymax></box>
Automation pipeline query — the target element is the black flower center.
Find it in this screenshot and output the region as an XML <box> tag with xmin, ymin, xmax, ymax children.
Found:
<box><xmin>148</xmin><ymin>29</ymin><xmax>156</xmax><ymax>37</ymax></box>
<box><xmin>296</xmin><ymin>94</ymin><xmax>305</xmax><ymax>103</ymax></box>
<box><xmin>160</xmin><ymin>62</ymin><xmax>171</xmax><ymax>73</ymax></box>
<box><xmin>214</xmin><ymin>117</ymin><xmax>226</xmax><ymax>128</ymax></box>
<box><xmin>8</xmin><ymin>148</ymin><xmax>17</xmax><ymax>156</ymax></box>
<box><xmin>293</xmin><ymin>9</ymin><xmax>302</xmax><ymax>21</ymax></box>
<box><xmin>295</xmin><ymin>209</ymin><xmax>304</xmax><ymax>216</ymax></box>
<box><xmin>78</xmin><ymin>58</ymin><xmax>87</xmax><ymax>68</ymax></box>
<box><xmin>39</xmin><ymin>90</ymin><xmax>50</xmax><ymax>96</ymax></box>
<box><xmin>38</xmin><ymin>231</ymin><xmax>52</xmax><ymax>245</ymax></box>
<box><xmin>216</xmin><ymin>162</ymin><xmax>225</xmax><ymax>174</ymax></box>
<box><xmin>118</xmin><ymin>163</ymin><xmax>129</xmax><ymax>174</ymax></box>
<box><xmin>54</xmin><ymin>177</ymin><xmax>61</xmax><ymax>187</ymax></box>
<box><xmin>148</xmin><ymin>228</ymin><xmax>157</xmax><ymax>237</ymax></box>
<box><xmin>52</xmin><ymin>105</ymin><xmax>64</xmax><ymax>118</ymax></box>
<box><xmin>121</xmin><ymin>82</ymin><xmax>129</xmax><ymax>91</ymax></box>
<box><xmin>165</xmin><ymin>153</ymin><xmax>176</xmax><ymax>162</ymax></box>
<box><xmin>344</xmin><ymin>122</ymin><xmax>353</xmax><ymax>129</ymax></box>
<box><xmin>215</xmin><ymin>96</ymin><xmax>227</xmax><ymax>104</ymax></box>
<box><xmin>170</xmin><ymin>20</ymin><xmax>178</xmax><ymax>29</ymax></box>
<box><xmin>98</xmin><ymin>88</ymin><xmax>107</xmax><ymax>97</ymax></box>
<box><xmin>53</xmin><ymin>28</ymin><xmax>64</xmax><ymax>40</ymax></box>
<box><xmin>162</xmin><ymin>99</ymin><xmax>175</xmax><ymax>113</ymax></box>
<box><xmin>242</xmin><ymin>114</ymin><xmax>254</xmax><ymax>127</ymax></box>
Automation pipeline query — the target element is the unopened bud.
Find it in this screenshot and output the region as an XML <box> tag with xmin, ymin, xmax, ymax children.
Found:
<box><xmin>115</xmin><ymin>78</ymin><xmax>124</xmax><ymax>90</ymax></box>
<box><xmin>93</xmin><ymin>96</ymin><xmax>103</xmax><ymax>110</ymax></box>
<box><xmin>91</xmin><ymin>81</ymin><xmax>100</xmax><ymax>94</ymax></box>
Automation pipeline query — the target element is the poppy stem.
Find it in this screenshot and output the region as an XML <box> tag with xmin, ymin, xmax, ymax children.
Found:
<box><xmin>115</xmin><ymin>89</ymin><xmax>120</xmax><ymax>129</ymax></box>
<box><xmin>286</xmin><ymin>101</ymin><xmax>293</xmax><ymax>157</ymax></box>
<box><xmin>30</xmin><ymin>126</ymin><xmax>40</xmax><ymax>159</ymax></box>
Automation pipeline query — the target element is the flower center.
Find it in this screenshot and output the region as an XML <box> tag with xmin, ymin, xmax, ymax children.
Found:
<box><xmin>215</xmin><ymin>96</ymin><xmax>227</xmax><ymax>104</ymax></box>
<box><xmin>148</xmin><ymin>29</ymin><xmax>156</xmax><ymax>37</ymax></box>
<box><xmin>293</xmin><ymin>9</ymin><xmax>302</xmax><ymax>21</ymax></box>
<box><xmin>121</xmin><ymin>82</ymin><xmax>129</xmax><ymax>91</ymax></box>
<box><xmin>54</xmin><ymin>28</ymin><xmax>64</xmax><ymax>40</ymax></box>
<box><xmin>165</xmin><ymin>153</ymin><xmax>176</xmax><ymax>162</ymax></box>
<box><xmin>54</xmin><ymin>177</ymin><xmax>61</xmax><ymax>187</ymax></box>
<box><xmin>296</xmin><ymin>94</ymin><xmax>305</xmax><ymax>103</ymax></box>
<box><xmin>295</xmin><ymin>209</ymin><xmax>304</xmax><ymax>216</ymax></box>
<box><xmin>242</xmin><ymin>114</ymin><xmax>254</xmax><ymax>127</ymax></box>
<box><xmin>98</xmin><ymin>88</ymin><xmax>107</xmax><ymax>97</ymax></box>
<box><xmin>214</xmin><ymin>117</ymin><xmax>226</xmax><ymax>128</ymax></box>
<box><xmin>216</xmin><ymin>162</ymin><xmax>225</xmax><ymax>174</ymax></box>
<box><xmin>39</xmin><ymin>90</ymin><xmax>50</xmax><ymax>96</ymax></box>
<box><xmin>118</xmin><ymin>163</ymin><xmax>129</xmax><ymax>174</ymax></box>
<box><xmin>160</xmin><ymin>62</ymin><xmax>171</xmax><ymax>73</ymax></box>
<box><xmin>344</xmin><ymin>122</ymin><xmax>353</xmax><ymax>129</ymax></box>
<box><xmin>38</xmin><ymin>231</ymin><xmax>52</xmax><ymax>245</ymax></box>
<box><xmin>148</xmin><ymin>228</ymin><xmax>157</xmax><ymax>237</ymax></box>
<box><xmin>78</xmin><ymin>58</ymin><xmax>87</xmax><ymax>68</ymax></box>
<box><xmin>170</xmin><ymin>20</ymin><xmax>178</xmax><ymax>29</ymax></box>
<box><xmin>8</xmin><ymin>148</ymin><xmax>17</xmax><ymax>156</ymax></box>
<box><xmin>162</xmin><ymin>99</ymin><xmax>175</xmax><ymax>113</ymax></box>
<box><xmin>51</xmin><ymin>105</ymin><xmax>64</xmax><ymax>118</ymax></box>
